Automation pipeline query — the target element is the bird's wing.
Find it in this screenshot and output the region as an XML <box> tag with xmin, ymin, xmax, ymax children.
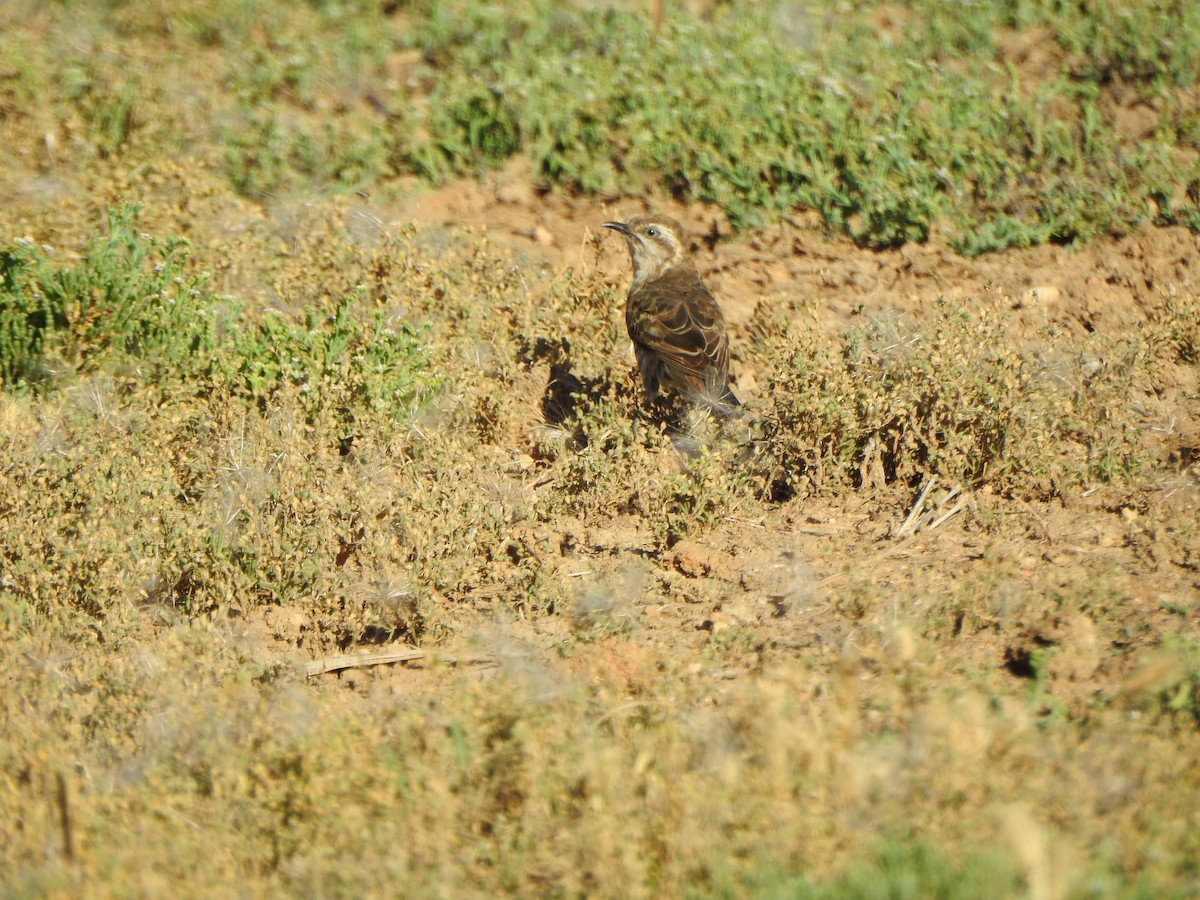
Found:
<box><xmin>626</xmin><ymin>269</ymin><xmax>729</xmax><ymax>387</ymax></box>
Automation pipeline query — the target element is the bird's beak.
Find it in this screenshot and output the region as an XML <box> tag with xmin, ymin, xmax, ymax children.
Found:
<box><xmin>603</xmin><ymin>221</ymin><xmax>631</xmax><ymax>236</ymax></box>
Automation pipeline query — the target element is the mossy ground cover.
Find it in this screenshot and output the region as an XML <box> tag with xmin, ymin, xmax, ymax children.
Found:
<box><xmin>2</xmin><ymin>1</ymin><xmax>1200</xmax><ymax>896</ymax></box>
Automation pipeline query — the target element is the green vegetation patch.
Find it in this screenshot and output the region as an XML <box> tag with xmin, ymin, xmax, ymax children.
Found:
<box><xmin>3</xmin><ymin>1</ymin><xmax>1199</xmax><ymax>252</ymax></box>
<box><xmin>0</xmin><ymin>205</ymin><xmax>211</xmax><ymax>389</ymax></box>
<box><xmin>396</xmin><ymin>0</ymin><xmax>1200</xmax><ymax>251</ymax></box>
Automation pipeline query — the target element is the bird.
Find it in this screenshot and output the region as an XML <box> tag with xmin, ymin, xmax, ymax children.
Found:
<box><xmin>603</xmin><ymin>215</ymin><xmax>740</xmax><ymax>417</ymax></box>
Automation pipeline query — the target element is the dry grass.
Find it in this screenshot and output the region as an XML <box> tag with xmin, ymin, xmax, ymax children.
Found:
<box><xmin>3</xmin><ymin>205</ymin><xmax>1199</xmax><ymax>896</ymax></box>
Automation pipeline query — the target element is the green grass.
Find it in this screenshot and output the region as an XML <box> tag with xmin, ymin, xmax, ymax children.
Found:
<box><xmin>2</xmin><ymin>0</ymin><xmax>1198</xmax><ymax>252</ymax></box>
<box><xmin>396</xmin><ymin>0</ymin><xmax>1198</xmax><ymax>252</ymax></box>
<box><xmin>0</xmin><ymin>205</ymin><xmax>210</xmax><ymax>389</ymax></box>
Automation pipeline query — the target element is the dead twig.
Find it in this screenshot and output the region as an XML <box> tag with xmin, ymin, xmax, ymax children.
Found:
<box><xmin>815</xmin><ymin>484</ymin><xmax>974</xmax><ymax>590</ymax></box>
<box><xmin>928</xmin><ymin>493</ymin><xmax>971</xmax><ymax>531</ymax></box>
<box><xmin>304</xmin><ymin>648</ymin><xmax>498</xmax><ymax>677</ymax></box>
<box><xmin>895</xmin><ymin>478</ymin><xmax>972</xmax><ymax>538</ymax></box>
<box><xmin>896</xmin><ymin>475</ymin><xmax>938</xmax><ymax>537</ymax></box>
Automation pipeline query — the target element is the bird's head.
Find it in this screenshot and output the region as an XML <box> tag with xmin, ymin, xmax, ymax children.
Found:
<box><xmin>603</xmin><ymin>215</ymin><xmax>689</xmax><ymax>286</ymax></box>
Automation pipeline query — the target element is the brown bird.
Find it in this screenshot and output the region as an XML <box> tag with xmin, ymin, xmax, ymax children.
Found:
<box><xmin>604</xmin><ymin>215</ymin><xmax>740</xmax><ymax>417</ymax></box>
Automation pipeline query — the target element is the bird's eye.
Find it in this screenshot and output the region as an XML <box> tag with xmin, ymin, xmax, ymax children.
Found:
<box><xmin>646</xmin><ymin>226</ymin><xmax>659</xmax><ymax>237</ymax></box>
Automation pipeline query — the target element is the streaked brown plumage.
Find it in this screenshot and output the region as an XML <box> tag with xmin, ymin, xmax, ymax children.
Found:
<box><xmin>604</xmin><ymin>215</ymin><xmax>740</xmax><ymax>416</ymax></box>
